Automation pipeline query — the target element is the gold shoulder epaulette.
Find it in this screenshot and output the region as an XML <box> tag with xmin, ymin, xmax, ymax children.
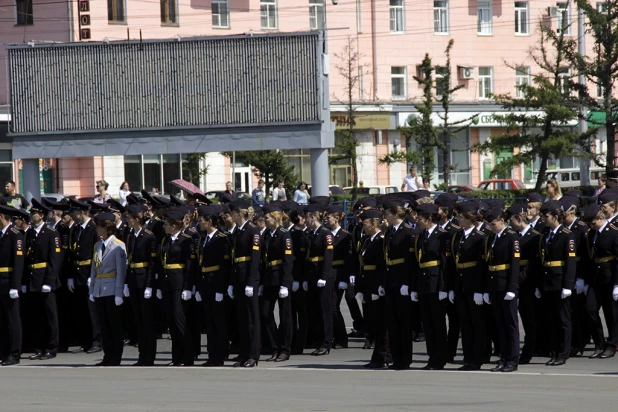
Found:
<box><xmin>10</xmin><ymin>227</ymin><xmax>20</xmax><ymax>234</ymax></box>
<box><xmin>181</xmin><ymin>233</ymin><xmax>191</xmax><ymax>238</ymax></box>
<box><xmin>114</xmin><ymin>237</ymin><xmax>123</xmax><ymax>243</ymax></box>
<box><xmin>561</xmin><ymin>228</ymin><xmax>571</xmax><ymax>234</ymax></box>
<box><xmin>144</xmin><ymin>229</ymin><xmax>154</xmax><ymax>235</ymax></box>
<box><xmin>531</xmin><ymin>229</ymin><xmax>540</xmax><ymax>235</ymax></box>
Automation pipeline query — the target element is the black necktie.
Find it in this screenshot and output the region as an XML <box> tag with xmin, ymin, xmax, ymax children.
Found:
<box><xmin>102</xmin><ymin>243</ymin><xmax>106</xmax><ymax>254</ymax></box>
<box><xmin>546</xmin><ymin>231</ymin><xmax>554</xmax><ymax>245</ymax></box>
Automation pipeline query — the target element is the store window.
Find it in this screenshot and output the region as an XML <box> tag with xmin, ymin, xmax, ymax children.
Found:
<box><xmin>123</xmin><ymin>154</ymin><xmax>182</xmax><ymax>195</ymax></box>
<box><xmin>437</xmin><ymin>130</ymin><xmax>470</xmax><ymax>185</ymax></box>
<box><xmin>0</xmin><ymin>150</ymin><xmax>13</xmax><ymax>188</ymax></box>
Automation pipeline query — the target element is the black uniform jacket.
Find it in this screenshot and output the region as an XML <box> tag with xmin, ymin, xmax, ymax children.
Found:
<box><xmin>196</xmin><ymin>229</ymin><xmax>231</xmax><ymax>295</ymax></box>
<box><xmin>126</xmin><ymin>228</ymin><xmax>157</xmax><ymax>289</ymax></box>
<box><xmin>289</xmin><ymin>226</ymin><xmax>308</xmax><ymax>283</ymax></box>
<box><xmin>23</xmin><ymin>225</ymin><xmax>62</xmax><ymax>291</ymax></box>
<box><xmin>411</xmin><ymin>226</ymin><xmax>449</xmax><ymax>294</ymax></box>
<box><xmin>539</xmin><ymin>225</ymin><xmax>576</xmax><ymax>292</ymax></box>
<box><xmin>70</xmin><ymin>218</ymin><xmax>100</xmax><ymax>285</ymax></box>
<box><xmin>450</xmin><ymin>228</ymin><xmax>486</xmax><ymax>296</ymax></box>
<box><xmin>485</xmin><ymin>229</ymin><xmax>520</xmax><ymax>294</ymax></box>
<box><xmin>305</xmin><ymin>225</ymin><xmax>334</xmax><ymax>282</ymax></box>
<box><xmin>358</xmin><ymin>231</ymin><xmax>385</xmax><ymax>297</ymax></box>
<box><xmin>586</xmin><ymin>222</ymin><xmax>618</xmax><ymax>287</ymax></box>
<box><xmin>517</xmin><ymin>227</ymin><xmax>541</xmax><ymax>289</ymax></box>
<box><xmin>383</xmin><ymin>223</ymin><xmax>416</xmax><ymax>288</ymax></box>
<box><xmin>261</xmin><ymin>226</ymin><xmax>294</xmax><ymax>289</ymax></box>
<box><xmin>331</xmin><ymin>228</ymin><xmax>354</xmax><ymax>285</ymax></box>
<box><xmin>0</xmin><ymin>224</ymin><xmax>25</xmax><ymax>293</ymax></box>
<box><xmin>232</xmin><ymin>221</ymin><xmax>261</xmax><ymax>289</ymax></box>
<box><xmin>156</xmin><ymin>232</ymin><xmax>195</xmax><ymax>292</ymax></box>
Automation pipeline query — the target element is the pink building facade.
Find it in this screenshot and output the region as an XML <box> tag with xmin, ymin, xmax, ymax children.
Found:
<box><xmin>0</xmin><ymin>0</ymin><xmax>607</xmax><ymax>196</ymax></box>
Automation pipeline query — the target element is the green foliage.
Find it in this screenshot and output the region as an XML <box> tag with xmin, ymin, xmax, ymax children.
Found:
<box><xmin>182</xmin><ymin>153</ymin><xmax>209</xmax><ymax>186</ymax></box>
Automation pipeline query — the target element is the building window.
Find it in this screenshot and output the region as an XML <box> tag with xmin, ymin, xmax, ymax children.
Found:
<box><xmin>107</xmin><ymin>0</ymin><xmax>125</xmax><ymax>23</ymax></box>
<box><xmin>514</xmin><ymin>2</ymin><xmax>528</xmax><ymax>35</ymax></box>
<box><xmin>356</xmin><ymin>0</ymin><xmax>362</xmax><ymax>33</ymax></box>
<box><xmin>515</xmin><ymin>66</ymin><xmax>530</xmax><ymax>98</ymax></box>
<box><xmin>434</xmin><ymin>1</ymin><xmax>449</xmax><ymax>34</ymax></box>
<box><xmin>597</xmin><ymin>2</ymin><xmax>608</xmax><ymax>14</ymax></box>
<box><xmin>478</xmin><ymin>67</ymin><xmax>493</xmax><ymax>99</ymax></box>
<box><xmin>556</xmin><ymin>2</ymin><xmax>571</xmax><ymax>35</ymax></box>
<box><xmin>124</xmin><ymin>154</ymin><xmax>182</xmax><ymax>195</ymax></box>
<box><xmin>261</xmin><ymin>0</ymin><xmax>278</xmax><ymax>29</ymax></box>
<box><xmin>558</xmin><ymin>67</ymin><xmax>571</xmax><ymax>94</ymax></box>
<box><xmin>389</xmin><ymin>0</ymin><xmax>405</xmax><ymax>33</ymax></box>
<box><xmin>358</xmin><ymin>68</ymin><xmax>364</xmax><ymax>101</ymax></box>
<box><xmin>212</xmin><ymin>0</ymin><xmax>230</xmax><ymax>28</ymax></box>
<box><xmin>0</xmin><ymin>150</ymin><xmax>13</xmax><ymax>188</ymax></box>
<box><xmin>160</xmin><ymin>0</ymin><xmax>177</xmax><ymax>24</ymax></box>
<box><xmin>597</xmin><ymin>81</ymin><xmax>605</xmax><ymax>98</ymax></box>
<box><xmin>309</xmin><ymin>0</ymin><xmax>325</xmax><ymax>30</ymax></box>
<box><xmin>435</xmin><ymin>66</ymin><xmax>449</xmax><ymax>97</ymax></box>
<box><xmin>16</xmin><ymin>0</ymin><xmax>33</xmax><ymax>25</ymax></box>
<box><xmin>477</xmin><ymin>1</ymin><xmax>492</xmax><ymax>35</ymax></box>
<box><xmin>391</xmin><ymin>66</ymin><xmax>407</xmax><ymax>100</ymax></box>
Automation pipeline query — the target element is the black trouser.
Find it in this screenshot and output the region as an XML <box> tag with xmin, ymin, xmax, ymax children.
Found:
<box><xmin>586</xmin><ymin>281</ymin><xmax>618</xmax><ymax>348</ymax></box>
<box><xmin>56</xmin><ymin>285</ymin><xmax>71</xmax><ymax>352</ymax></box>
<box><xmin>309</xmin><ymin>279</ymin><xmax>334</xmax><ymax>350</ymax></box>
<box><xmin>122</xmin><ymin>295</ymin><xmax>137</xmax><ymax>345</ymax></box>
<box><xmin>385</xmin><ymin>287</ymin><xmax>412</xmax><ymax>367</ymax></box>
<box><xmin>570</xmin><ymin>291</ymin><xmax>588</xmax><ymax>350</ymax></box>
<box><xmin>534</xmin><ymin>296</ymin><xmax>550</xmax><ymax>354</ymax></box>
<box><xmin>234</xmin><ymin>285</ymin><xmax>261</xmax><ymax>361</ymax></box>
<box><xmin>33</xmin><ymin>291</ymin><xmax>59</xmax><ymax>355</ymax></box>
<box><xmin>95</xmin><ymin>296</ymin><xmax>124</xmax><ymax>365</ymax></box>
<box><xmin>225</xmin><ymin>295</ymin><xmax>238</xmax><ymax>351</ymax></box>
<box><xmin>162</xmin><ymin>290</ymin><xmax>193</xmax><ymax>365</ymax></box>
<box><xmin>344</xmin><ymin>283</ymin><xmax>364</xmax><ymax>332</ymax></box>
<box><xmin>490</xmin><ymin>291</ymin><xmax>520</xmax><ymax>367</ymax></box>
<box><xmin>291</xmin><ymin>287</ymin><xmax>309</xmax><ymax>354</ymax></box>
<box><xmin>410</xmin><ymin>300</ymin><xmax>423</xmax><ymax>337</ymax></box>
<box><xmin>72</xmin><ymin>285</ymin><xmax>101</xmax><ymax>350</ymax></box>
<box><xmin>333</xmin><ymin>288</ymin><xmax>349</xmax><ymax>347</ymax></box>
<box><xmin>366</xmin><ymin>296</ymin><xmax>389</xmax><ymax>365</ymax></box>
<box><xmin>129</xmin><ymin>287</ymin><xmax>157</xmax><ymax>364</ymax></box>
<box><xmin>543</xmin><ymin>290</ymin><xmax>572</xmax><ymax>361</ymax></box>
<box><xmin>0</xmin><ymin>294</ymin><xmax>21</xmax><ymax>358</ymax></box>
<box><xmin>484</xmin><ymin>304</ymin><xmax>499</xmax><ymax>357</ymax></box>
<box><xmin>187</xmin><ymin>297</ymin><xmax>203</xmax><ymax>359</ymax></box>
<box><xmin>455</xmin><ymin>292</ymin><xmax>486</xmax><ymax>366</ymax></box>
<box><xmin>202</xmin><ymin>292</ymin><xmax>228</xmax><ymax>363</ymax></box>
<box><xmin>446</xmin><ymin>300</ymin><xmax>460</xmax><ymax>361</ymax></box>
<box><xmin>419</xmin><ymin>293</ymin><xmax>447</xmax><ymax>367</ymax></box>
<box><xmin>518</xmin><ymin>286</ymin><xmax>537</xmax><ymax>360</ymax></box>
<box><xmin>260</xmin><ymin>285</ymin><xmax>292</xmax><ymax>356</ymax></box>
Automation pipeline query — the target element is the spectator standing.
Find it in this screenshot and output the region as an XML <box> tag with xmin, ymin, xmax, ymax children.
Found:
<box><xmin>594</xmin><ymin>176</ymin><xmax>607</xmax><ymax>198</ymax></box>
<box><xmin>545</xmin><ymin>179</ymin><xmax>562</xmax><ymax>201</ymax></box>
<box><xmin>4</xmin><ymin>181</ymin><xmax>31</xmax><ymax>210</ymax></box>
<box><xmin>423</xmin><ymin>178</ymin><xmax>431</xmax><ymax>190</ymax></box>
<box><xmin>401</xmin><ymin>166</ymin><xmax>423</xmax><ymax>192</ymax></box>
<box><xmin>252</xmin><ymin>180</ymin><xmax>266</xmax><ymax>206</ymax></box>
<box><xmin>293</xmin><ymin>181</ymin><xmax>310</xmax><ymax>205</ymax></box>
<box><xmin>93</xmin><ymin>180</ymin><xmax>112</xmax><ymax>204</ymax></box>
<box><xmin>225</xmin><ymin>181</ymin><xmax>236</xmax><ymax>197</ymax></box>
<box><xmin>119</xmin><ymin>182</ymin><xmax>131</xmax><ymax>207</ymax></box>
<box><xmin>272</xmin><ymin>180</ymin><xmax>287</xmax><ymax>202</ymax></box>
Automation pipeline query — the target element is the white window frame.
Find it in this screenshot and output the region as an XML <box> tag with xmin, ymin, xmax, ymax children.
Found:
<box><xmin>478</xmin><ymin>67</ymin><xmax>493</xmax><ymax>100</ymax></box>
<box><xmin>477</xmin><ymin>1</ymin><xmax>492</xmax><ymax>35</ymax></box>
<box><xmin>515</xmin><ymin>66</ymin><xmax>531</xmax><ymax>98</ymax></box>
<box><xmin>558</xmin><ymin>67</ymin><xmax>572</xmax><ymax>94</ymax></box>
<box><xmin>260</xmin><ymin>0</ymin><xmax>278</xmax><ymax>30</ymax></box>
<box><xmin>597</xmin><ymin>2</ymin><xmax>608</xmax><ymax>14</ymax></box>
<box><xmin>212</xmin><ymin>0</ymin><xmax>230</xmax><ymax>29</ymax></box>
<box><xmin>389</xmin><ymin>0</ymin><xmax>405</xmax><ymax>33</ymax></box>
<box><xmin>514</xmin><ymin>2</ymin><xmax>529</xmax><ymax>35</ymax></box>
<box><xmin>435</xmin><ymin>66</ymin><xmax>449</xmax><ymax>97</ymax></box>
<box><xmin>391</xmin><ymin>66</ymin><xmax>407</xmax><ymax>100</ymax></box>
<box><xmin>597</xmin><ymin>81</ymin><xmax>605</xmax><ymax>98</ymax></box>
<box><xmin>356</xmin><ymin>0</ymin><xmax>362</xmax><ymax>33</ymax></box>
<box><xmin>556</xmin><ymin>2</ymin><xmax>571</xmax><ymax>35</ymax></box>
<box><xmin>309</xmin><ymin>0</ymin><xmax>325</xmax><ymax>30</ymax></box>
<box><xmin>434</xmin><ymin>0</ymin><xmax>449</xmax><ymax>34</ymax></box>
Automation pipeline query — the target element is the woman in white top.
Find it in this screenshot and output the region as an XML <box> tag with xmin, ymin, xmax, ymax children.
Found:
<box><xmin>272</xmin><ymin>180</ymin><xmax>287</xmax><ymax>201</ymax></box>
<box><xmin>293</xmin><ymin>181</ymin><xmax>310</xmax><ymax>205</ymax></box>
<box><xmin>93</xmin><ymin>180</ymin><xmax>112</xmax><ymax>204</ymax></box>
<box><xmin>119</xmin><ymin>182</ymin><xmax>130</xmax><ymax>207</ymax></box>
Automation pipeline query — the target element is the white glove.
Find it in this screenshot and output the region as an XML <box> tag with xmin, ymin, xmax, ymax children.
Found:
<box><xmin>371</xmin><ymin>293</ymin><xmax>379</xmax><ymax>301</ymax></box>
<box><xmin>42</xmin><ymin>285</ymin><xmax>51</xmax><ymax>293</ymax></box>
<box><xmin>181</xmin><ymin>290</ymin><xmax>192</xmax><ymax>301</ymax></box>
<box><xmin>561</xmin><ymin>288</ymin><xmax>572</xmax><ymax>299</ymax></box>
<box><xmin>115</xmin><ymin>296</ymin><xmax>123</xmax><ymax>306</ymax></box>
<box><xmin>144</xmin><ymin>287</ymin><xmax>152</xmax><ymax>299</ymax></box>
<box><xmin>438</xmin><ymin>291</ymin><xmax>448</xmax><ymax>301</ymax></box>
<box><xmin>245</xmin><ymin>286</ymin><xmax>254</xmax><ymax>297</ymax></box>
<box><xmin>400</xmin><ymin>285</ymin><xmax>409</xmax><ymax>296</ymax></box>
<box><xmin>504</xmin><ymin>292</ymin><xmax>516</xmax><ymax>301</ymax></box>
<box><xmin>87</xmin><ymin>277</ymin><xmax>91</xmax><ymax>288</ymax></box>
<box><xmin>317</xmin><ymin>279</ymin><xmax>326</xmax><ymax>288</ymax></box>
<box><xmin>156</xmin><ymin>289</ymin><xmax>163</xmax><ymax>300</ymax></box>
<box><xmin>483</xmin><ymin>293</ymin><xmax>491</xmax><ymax>305</ymax></box>
<box><xmin>195</xmin><ymin>291</ymin><xmax>202</xmax><ymax>302</ymax></box>
<box><xmin>473</xmin><ymin>293</ymin><xmax>483</xmax><ymax>306</ymax></box>
<box><xmin>9</xmin><ymin>289</ymin><xmax>19</xmax><ymax>299</ymax></box>
<box><xmin>155</xmin><ymin>273</ymin><xmax>159</xmax><ymax>280</ymax></box>
<box><xmin>584</xmin><ymin>285</ymin><xmax>589</xmax><ymax>295</ymax></box>
<box><xmin>338</xmin><ymin>282</ymin><xmax>348</xmax><ymax>290</ymax></box>
<box><xmin>448</xmin><ymin>290</ymin><xmax>455</xmax><ymax>304</ymax></box>
<box><xmin>67</xmin><ymin>278</ymin><xmax>75</xmax><ymax>293</ymax></box>
<box><xmin>292</xmin><ymin>281</ymin><xmax>300</xmax><ymax>292</ymax></box>
<box><xmin>215</xmin><ymin>293</ymin><xmax>224</xmax><ymax>302</ymax></box>
<box><xmin>123</xmin><ymin>284</ymin><xmax>130</xmax><ymax>298</ymax></box>
<box><xmin>21</xmin><ymin>285</ymin><xmax>26</xmax><ymax>294</ymax></box>
<box><xmin>357</xmin><ymin>292</ymin><xmax>365</xmax><ymax>303</ymax></box>
<box><xmin>410</xmin><ymin>291</ymin><xmax>418</xmax><ymax>302</ymax></box>
<box><xmin>279</xmin><ymin>286</ymin><xmax>289</xmax><ymax>298</ymax></box>
<box><xmin>227</xmin><ymin>285</ymin><xmax>235</xmax><ymax>299</ymax></box>
<box><xmin>349</xmin><ymin>275</ymin><xmax>356</xmax><ymax>286</ymax></box>
<box><xmin>534</xmin><ymin>288</ymin><xmax>542</xmax><ymax>299</ymax></box>
<box><xmin>378</xmin><ymin>286</ymin><xmax>386</xmax><ymax>296</ymax></box>
<box><xmin>575</xmin><ymin>278</ymin><xmax>585</xmax><ymax>295</ymax></box>
<box><xmin>258</xmin><ymin>285</ymin><xmax>264</xmax><ymax>296</ymax></box>
<box><xmin>302</xmin><ymin>281</ymin><xmax>309</xmax><ymax>291</ymax></box>
<box><xmin>613</xmin><ymin>286</ymin><xmax>618</xmax><ymax>301</ymax></box>
<box><xmin>89</xmin><ymin>294</ymin><xmax>94</xmax><ymax>302</ymax></box>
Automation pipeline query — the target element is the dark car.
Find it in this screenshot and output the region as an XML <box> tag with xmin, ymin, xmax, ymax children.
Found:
<box><xmin>307</xmin><ymin>185</ymin><xmax>345</xmax><ymax>196</ymax></box>
<box><xmin>447</xmin><ymin>185</ymin><xmax>482</xmax><ymax>194</ymax></box>
<box><xmin>205</xmin><ymin>191</ymin><xmax>252</xmax><ymax>203</ymax></box>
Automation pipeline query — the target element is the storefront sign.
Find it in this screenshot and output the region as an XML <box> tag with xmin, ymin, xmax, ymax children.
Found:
<box><xmin>397</xmin><ymin>111</ymin><xmax>578</xmax><ymax>128</ymax></box>
<box><xmin>78</xmin><ymin>1</ymin><xmax>91</xmax><ymax>40</ymax></box>
<box><xmin>331</xmin><ymin>112</ymin><xmax>391</xmax><ymax>130</ymax></box>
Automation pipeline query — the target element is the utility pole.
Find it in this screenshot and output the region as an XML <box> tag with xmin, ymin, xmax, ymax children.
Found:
<box><xmin>578</xmin><ymin>6</ymin><xmax>590</xmax><ymax>186</ymax></box>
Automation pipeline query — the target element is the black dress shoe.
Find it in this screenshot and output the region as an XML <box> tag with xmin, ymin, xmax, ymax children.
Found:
<box><xmin>545</xmin><ymin>358</ymin><xmax>556</xmax><ymax>366</ymax></box>
<box><xmin>362</xmin><ymin>339</ymin><xmax>374</xmax><ymax>349</ymax></box>
<box><xmin>86</xmin><ymin>346</ymin><xmax>102</xmax><ymax>354</ymax></box>
<box><xmin>599</xmin><ymin>349</ymin><xmax>616</xmax><ymax>359</ymax></box>
<box><xmin>95</xmin><ymin>361</ymin><xmax>109</xmax><ymax>366</ymax></box>
<box><xmin>28</xmin><ymin>352</ymin><xmax>43</xmax><ymax>360</ymax></box>
<box><xmin>232</xmin><ymin>360</ymin><xmax>247</xmax><ymax>367</ymax></box>
<box><xmin>348</xmin><ymin>330</ymin><xmax>365</xmax><ymax>338</ymax></box>
<box><xmin>388</xmin><ymin>364</ymin><xmax>409</xmax><ymax>371</ymax></box>
<box><xmin>364</xmin><ymin>362</ymin><xmax>385</xmax><ymax>369</ymax></box>
<box><xmin>311</xmin><ymin>348</ymin><xmax>330</xmax><ymax>356</ymax></box>
<box><xmin>332</xmin><ymin>343</ymin><xmax>346</xmax><ymax>349</ymax></box>
<box><xmin>414</xmin><ymin>332</ymin><xmax>426</xmax><ymax>342</ymax></box>
<box><xmin>70</xmin><ymin>347</ymin><xmax>86</xmax><ymax>354</ymax></box>
<box><xmin>589</xmin><ymin>348</ymin><xmax>604</xmax><ymax>359</ymax></box>
<box><xmin>243</xmin><ymin>359</ymin><xmax>259</xmax><ymax>368</ymax></box>
<box><xmin>551</xmin><ymin>359</ymin><xmax>567</xmax><ymax>366</ymax></box>
<box><xmin>2</xmin><ymin>355</ymin><xmax>20</xmax><ymax>366</ymax></box>
<box><xmin>203</xmin><ymin>360</ymin><xmax>224</xmax><ymax>367</ymax></box>
<box><xmin>266</xmin><ymin>353</ymin><xmax>279</xmax><ymax>362</ymax></box>
<box><xmin>133</xmin><ymin>361</ymin><xmax>144</xmax><ymax>366</ymax></box>
<box><xmin>39</xmin><ymin>352</ymin><xmax>56</xmax><ymax>361</ymax></box>
<box><xmin>502</xmin><ymin>365</ymin><xmax>518</xmax><ymax>373</ymax></box>
<box><xmin>570</xmin><ymin>348</ymin><xmax>584</xmax><ymax>357</ymax></box>
<box><xmin>460</xmin><ymin>364</ymin><xmax>481</xmax><ymax>371</ymax></box>
<box><xmin>274</xmin><ymin>354</ymin><xmax>290</xmax><ymax>362</ymax></box>
<box><xmin>421</xmin><ymin>364</ymin><xmax>443</xmax><ymax>370</ymax></box>
<box><xmin>490</xmin><ymin>364</ymin><xmax>504</xmax><ymax>372</ymax></box>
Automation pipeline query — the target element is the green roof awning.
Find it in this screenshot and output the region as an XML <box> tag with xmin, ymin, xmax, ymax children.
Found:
<box><xmin>588</xmin><ymin>111</ymin><xmax>607</xmax><ymax>127</ymax></box>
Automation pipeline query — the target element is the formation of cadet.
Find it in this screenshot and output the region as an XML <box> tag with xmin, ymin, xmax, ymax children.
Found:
<box><xmin>1</xmin><ymin>182</ymin><xmax>618</xmax><ymax>371</ymax></box>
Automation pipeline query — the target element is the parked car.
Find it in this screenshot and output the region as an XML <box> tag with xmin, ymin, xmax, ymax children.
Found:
<box><xmin>205</xmin><ymin>191</ymin><xmax>252</xmax><ymax>203</ymax></box>
<box><xmin>343</xmin><ymin>186</ymin><xmax>399</xmax><ymax>195</ymax></box>
<box><xmin>307</xmin><ymin>185</ymin><xmax>345</xmax><ymax>196</ymax></box>
<box><xmin>447</xmin><ymin>185</ymin><xmax>481</xmax><ymax>194</ymax></box>
<box><xmin>477</xmin><ymin>179</ymin><xmax>526</xmax><ymax>191</ymax></box>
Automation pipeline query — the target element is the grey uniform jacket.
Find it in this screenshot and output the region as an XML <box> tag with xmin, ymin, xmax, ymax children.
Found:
<box><xmin>89</xmin><ymin>235</ymin><xmax>127</xmax><ymax>298</ymax></box>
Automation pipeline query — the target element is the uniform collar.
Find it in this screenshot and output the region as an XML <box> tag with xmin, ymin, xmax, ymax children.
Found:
<box><xmin>370</xmin><ymin>230</ymin><xmax>381</xmax><ymax>242</ymax></box>
<box><xmin>331</xmin><ymin>226</ymin><xmax>341</xmax><ymax>237</ymax></box>
<box><xmin>81</xmin><ymin>217</ymin><xmax>91</xmax><ymax>229</ymax></box>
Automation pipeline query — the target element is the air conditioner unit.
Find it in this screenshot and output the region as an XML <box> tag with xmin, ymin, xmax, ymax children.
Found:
<box><xmin>459</xmin><ymin>67</ymin><xmax>474</xmax><ymax>80</ymax></box>
<box><xmin>416</xmin><ymin>65</ymin><xmax>426</xmax><ymax>80</ymax></box>
<box><xmin>547</xmin><ymin>6</ymin><xmax>559</xmax><ymax>17</ymax></box>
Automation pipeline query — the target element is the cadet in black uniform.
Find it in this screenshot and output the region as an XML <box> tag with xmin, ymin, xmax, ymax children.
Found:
<box><xmin>582</xmin><ymin>203</ymin><xmax>618</xmax><ymax>359</ymax></box>
<box><xmin>260</xmin><ymin>204</ymin><xmax>294</xmax><ymax>362</ymax></box>
<box><xmin>538</xmin><ymin>200</ymin><xmax>577</xmax><ymax>366</ymax></box>
<box><xmin>0</xmin><ymin>205</ymin><xmax>25</xmax><ymax>365</ymax></box>
<box><xmin>287</xmin><ymin>205</ymin><xmax>310</xmax><ymax>354</ymax></box>
<box><xmin>228</xmin><ymin>200</ymin><xmax>262</xmax><ymax>367</ymax></box>
<box><xmin>449</xmin><ymin>202</ymin><xmax>487</xmax><ymax>371</ymax></box>
<box><xmin>304</xmin><ymin>204</ymin><xmax>335</xmax><ymax>356</ymax></box>
<box><xmin>155</xmin><ymin>208</ymin><xmax>196</xmax><ymax>366</ymax></box>
<box><xmin>484</xmin><ymin>208</ymin><xmax>520</xmax><ymax>372</ymax></box>
<box><xmin>505</xmin><ymin>204</ymin><xmax>541</xmax><ymax>365</ymax></box>
<box><xmin>527</xmin><ymin>193</ymin><xmax>546</xmax><ymax>233</ymax></box>
<box><xmin>411</xmin><ymin>203</ymin><xmax>450</xmax><ymax>370</ymax></box>
<box><xmin>125</xmin><ymin>205</ymin><xmax>158</xmax><ymax>366</ymax></box>
<box><xmin>599</xmin><ymin>192</ymin><xmax>618</xmax><ymax>224</ymax></box>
